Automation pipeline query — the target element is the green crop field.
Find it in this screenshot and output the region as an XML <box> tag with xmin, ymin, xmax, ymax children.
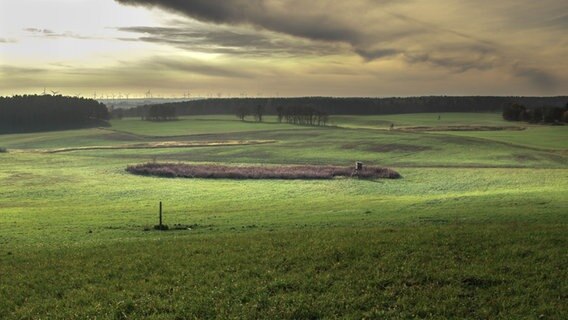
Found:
<box><xmin>1</xmin><ymin>113</ymin><xmax>567</xmax><ymax>319</ymax></box>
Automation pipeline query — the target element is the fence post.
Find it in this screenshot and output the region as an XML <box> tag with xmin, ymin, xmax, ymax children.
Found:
<box><xmin>159</xmin><ymin>201</ymin><xmax>163</xmax><ymax>228</ymax></box>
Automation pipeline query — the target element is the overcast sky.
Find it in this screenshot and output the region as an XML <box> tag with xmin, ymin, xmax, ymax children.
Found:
<box><xmin>0</xmin><ymin>0</ymin><xmax>566</xmax><ymax>97</ymax></box>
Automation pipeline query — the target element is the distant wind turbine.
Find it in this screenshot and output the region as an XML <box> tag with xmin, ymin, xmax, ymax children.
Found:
<box><xmin>50</xmin><ymin>90</ymin><xmax>59</xmax><ymax>95</ymax></box>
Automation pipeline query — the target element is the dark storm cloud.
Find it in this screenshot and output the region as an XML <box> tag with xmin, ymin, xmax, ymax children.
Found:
<box><xmin>114</xmin><ymin>0</ymin><xmax>564</xmax><ymax>90</ymax></box>
<box><xmin>542</xmin><ymin>13</ymin><xmax>568</xmax><ymax>29</ymax></box>
<box><xmin>114</xmin><ymin>0</ymin><xmax>501</xmax><ymax>69</ymax></box>
<box><xmin>148</xmin><ymin>57</ymin><xmax>255</xmax><ymax>78</ymax></box>
<box><xmin>115</xmin><ymin>0</ymin><xmax>366</xmax><ymax>45</ymax></box>
<box><xmin>117</xmin><ymin>25</ymin><xmax>346</xmax><ymax>57</ymax></box>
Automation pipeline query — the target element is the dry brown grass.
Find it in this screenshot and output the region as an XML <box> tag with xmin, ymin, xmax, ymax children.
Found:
<box><xmin>396</xmin><ymin>126</ymin><xmax>525</xmax><ymax>132</ymax></box>
<box><xmin>126</xmin><ymin>163</ymin><xmax>402</xmax><ymax>180</ymax></box>
<box><xmin>41</xmin><ymin>140</ymin><xmax>276</xmax><ymax>153</ymax></box>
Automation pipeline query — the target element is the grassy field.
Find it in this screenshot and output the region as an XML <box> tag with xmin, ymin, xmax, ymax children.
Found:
<box><xmin>333</xmin><ymin>113</ymin><xmax>568</xmax><ymax>150</ymax></box>
<box><xmin>1</xmin><ymin>113</ymin><xmax>567</xmax><ymax>319</ymax></box>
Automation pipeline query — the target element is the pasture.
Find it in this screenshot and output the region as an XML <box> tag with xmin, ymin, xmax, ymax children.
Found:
<box><xmin>1</xmin><ymin>113</ymin><xmax>567</xmax><ymax>319</ymax></box>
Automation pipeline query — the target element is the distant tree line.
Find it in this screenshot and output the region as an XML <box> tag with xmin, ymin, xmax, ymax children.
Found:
<box><xmin>235</xmin><ymin>104</ymin><xmax>328</xmax><ymax>126</ymax></box>
<box><xmin>503</xmin><ymin>102</ymin><xmax>568</xmax><ymax>124</ymax></box>
<box><xmin>119</xmin><ymin>96</ymin><xmax>568</xmax><ymax>118</ymax></box>
<box><xmin>0</xmin><ymin>95</ymin><xmax>109</xmax><ymax>133</ymax></box>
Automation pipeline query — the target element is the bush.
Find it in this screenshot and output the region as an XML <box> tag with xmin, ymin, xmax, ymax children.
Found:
<box><xmin>0</xmin><ymin>147</ymin><xmax>7</xmax><ymax>153</ymax></box>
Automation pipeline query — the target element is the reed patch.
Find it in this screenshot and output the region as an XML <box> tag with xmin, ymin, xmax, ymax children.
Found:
<box><xmin>126</xmin><ymin>162</ymin><xmax>402</xmax><ymax>179</ymax></box>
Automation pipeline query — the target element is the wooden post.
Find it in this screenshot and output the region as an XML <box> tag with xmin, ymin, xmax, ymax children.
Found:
<box><xmin>159</xmin><ymin>201</ymin><xmax>163</xmax><ymax>228</ymax></box>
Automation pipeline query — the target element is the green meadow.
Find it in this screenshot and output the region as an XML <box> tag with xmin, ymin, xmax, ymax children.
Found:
<box><xmin>1</xmin><ymin>113</ymin><xmax>567</xmax><ymax>319</ymax></box>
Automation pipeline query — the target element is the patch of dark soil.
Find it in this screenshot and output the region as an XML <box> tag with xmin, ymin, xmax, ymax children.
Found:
<box><xmin>461</xmin><ymin>277</ymin><xmax>504</xmax><ymax>289</ymax></box>
<box><xmin>341</xmin><ymin>143</ymin><xmax>433</xmax><ymax>152</ymax></box>
<box><xmin>418</xmin><ymin>217</ymin><xmax>450</xmax><ymax>224</ymax></box>
<box><xmin>399</xmin><ymin>125</ymin><xmax>525</xmax><ymax>132</ymax></box>
<box><xmin>512</xmin><ymin>154</ymin><xmax>540</xmax><ymax>162</ymax></box>
<box><xmin>143</xmin><ymin>223</ymin><xmax>209</xmax><ymax>232</ymax></box>
<box><xmin>365</xmin><ymin>144</ymin><xmax>433</xmax><ymax>152</ymax></box>
<box><xmin>102</xmin><ymin>132</ymin><xmax>145</xmax><ymax>142</ymax></box>
<box><xmin>431</xmin><ymin>135</ymin><xmax>483</xmax><ymax>145</ymax></box>
<box><xmin>340</xmin><ymin>143</ymin><xmax>357</xmax><ymax>150</ymax></box>
<box><xmin>222</xmin><ymin>150</ymin><xmax>274</xmax><ymax>159</ymax></box>
<box><xmin>258</xmin><ymin>130</ymin><xmax>322</xmax><ymax>140</ymax></box>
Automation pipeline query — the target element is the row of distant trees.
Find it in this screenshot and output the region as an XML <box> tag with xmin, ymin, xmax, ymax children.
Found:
<box><xmin>235</xmin><ymin>104</ymin><xmax>328</xmax><ymax>126</ymax></box>
<box><xmin>236</xmin><ymin>105</ymin><xmax>265</xmax><ymax>122</ymax></box>
<box><xmin>0</xmin><ymin>95</ymin><xmax>109</xmax><ymax>133</ymax></box>
<box><xmin>276</xmin><ymin>106</ymin><xmax>329</xmax><ymax>126</ymax></box>
<box><xmin>503</xmin><ymin>102</ymin><xmax>568</xmax><ymax>124</ymax></box>
<box><xmin>120</xmin><ymin>96</ymin><xmax>568</xmax><ymax>118</ymax></box>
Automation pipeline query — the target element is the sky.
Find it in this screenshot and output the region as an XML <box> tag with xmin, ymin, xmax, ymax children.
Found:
<box><xmin>0</xmin><ymin>0</ymin><xmax>567</xmax><ymax>98</ymax></box>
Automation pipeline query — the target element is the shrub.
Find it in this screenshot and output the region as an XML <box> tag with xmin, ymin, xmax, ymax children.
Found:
<box><xmin>0</xmin><ymin>147</ymin><xmax>7</xmax><ymax>153</ymax></box>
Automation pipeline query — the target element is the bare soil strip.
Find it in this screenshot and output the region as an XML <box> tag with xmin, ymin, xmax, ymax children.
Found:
<box><xmin>395</xmin><ymin>125</ymin><xmax>525</xmax><ymax>132</ymax></box>
<box><xmin>40</xmin><ymin>140</ymin><xmax>276</xmax><ymax>153</ymax></box>
<box><xmin>126</xmin><ymin>163</ymin><xmax>402</xmax><ymax>180</ymax></box>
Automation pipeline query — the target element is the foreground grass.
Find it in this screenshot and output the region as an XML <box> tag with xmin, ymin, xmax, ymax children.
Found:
<box><xmin>1</xmin><ymin>225</ymin><xmax>566</xmax><ymax>319</ymax></box>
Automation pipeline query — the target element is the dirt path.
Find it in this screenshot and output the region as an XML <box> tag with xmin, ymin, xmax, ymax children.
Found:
<box><xmin>37</xmin><ymin>140</ymin><xmax>276</xmax><ymax>153</ymax></box>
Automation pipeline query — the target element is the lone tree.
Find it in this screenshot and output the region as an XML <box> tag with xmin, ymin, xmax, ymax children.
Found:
<box><xmin>236</xmin><ymin>105</ymin><xmax>249</xmax><ymax>121</ymax></box>
<box><xmin>254</xmin><ymin>104</ymin><xmax>265</xmax><ymax>122</ymax></box>
<box><xmin>276</xmin><ymin>106</ymin><xmax>284</xmax><ymax>123</ymax></box>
